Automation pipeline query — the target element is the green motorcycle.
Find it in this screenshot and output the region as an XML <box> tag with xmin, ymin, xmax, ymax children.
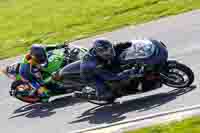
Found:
<box><xmin>8</xmin><ymin>44</ymin><xmax>88</xmax><ymax>103</ymax></box>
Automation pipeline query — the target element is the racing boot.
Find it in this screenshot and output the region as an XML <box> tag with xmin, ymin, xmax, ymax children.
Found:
<box><xmin>96</xmin><ymin>89</ymin><xmax>114</xmax><ymax>101</ymax></box>
<box><xmin>73</xmin><ymin>86</ymin><xmax>97</xmax><ymax>100</ymax></box>
<box><xmin>73</xmin><ymin>84</ymin><xmax>114</xmax><ymax>101</ymax></box>
<box><xmin>73</xmin><ymin>90</ymin><xmax>114</xmax><ymax>101</ymax></box>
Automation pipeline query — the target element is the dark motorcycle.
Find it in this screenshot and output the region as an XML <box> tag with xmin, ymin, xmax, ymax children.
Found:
<box><xmin>60</xmin><ymin>43</ymin><xmax>194</xmax><ymax>105</ymax></box>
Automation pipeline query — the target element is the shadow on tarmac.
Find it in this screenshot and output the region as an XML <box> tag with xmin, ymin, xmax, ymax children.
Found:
<box><xmin>69</xmin><ymin>85</ymin><xmax>196</xmax><ymax>125</ymax></box>
<box><xmin>8</xmin><ymin>85</ymin><xmax>196</xmax><ymax>122</ymax></box>
<box><xmin>9</xmin><ymin>95</ymin><xmax>85</xmax><ymax>119</ymax></box>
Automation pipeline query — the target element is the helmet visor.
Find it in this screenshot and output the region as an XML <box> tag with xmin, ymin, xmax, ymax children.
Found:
<box><xmin>35</xmin><ymin>51</ymin><xmax>47</xmax><ymax>63</ymax></box>
<box><xmin>95</xmin><ymin>46</ymin><xmax>115</xmax><ymax>60</ymax></box>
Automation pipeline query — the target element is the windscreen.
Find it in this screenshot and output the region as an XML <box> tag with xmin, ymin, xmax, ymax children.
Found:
<box><xmin>120</xmin><ymin>40</ymin><xmax>156</xmax><ymax>61</ymax></box>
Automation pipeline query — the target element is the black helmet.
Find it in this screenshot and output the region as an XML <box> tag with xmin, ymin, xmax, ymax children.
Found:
<box><xmin>93</xmin><ymin>39</ymin><xmax>116</xmax><ymax>60</ymax></box>
<box><xmin>30</xmin><ymin>44</ymin><xmax>48</xmax><ymax>66</ymax></box>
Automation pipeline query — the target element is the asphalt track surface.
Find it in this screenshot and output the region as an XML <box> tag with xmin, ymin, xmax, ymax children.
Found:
<box><xmin>0</xmin><ymin>10</ymin><xmax>200</xmax><ymax>133</ymax></box>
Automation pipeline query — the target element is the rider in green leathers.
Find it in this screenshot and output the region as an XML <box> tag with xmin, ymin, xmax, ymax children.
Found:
<box><xmin>4</xmin><ymin>43</ymin><xmax>69</xmax><ymax>102</ymax></box>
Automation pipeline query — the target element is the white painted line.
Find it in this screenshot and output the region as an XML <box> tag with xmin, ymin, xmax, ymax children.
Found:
<box><xmin>72</xmin><ymin>104</ymin><xmax>200</xmax><ymax>133</ymax></box>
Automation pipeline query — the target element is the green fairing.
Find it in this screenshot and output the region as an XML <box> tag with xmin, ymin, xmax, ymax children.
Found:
<box><xmin>43</xmin><ymin>49</ymin><xmax>65</xmax><ymax>75</ymax></box>
<box><xmin>41</xmin><ymin>49</ymin><xmax>65</xmax><ymax>83</ymax></box>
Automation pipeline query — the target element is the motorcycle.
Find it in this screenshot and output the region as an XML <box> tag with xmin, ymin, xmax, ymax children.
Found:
<box><xmin>59</xmin><ymin>42</ymin><xmax>195</xmax><ymax>105</ymax></box>
<box><xmin>5</xmin><ymin>44</ymin><xmax>88</xmax><ymax>103</ymax></box>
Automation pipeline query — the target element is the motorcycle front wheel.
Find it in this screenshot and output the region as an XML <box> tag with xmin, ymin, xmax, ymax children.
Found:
<box><xmin>161</xmin><ymin>61</ymin><xmax>194</xmax><ymax>88</ymax></box>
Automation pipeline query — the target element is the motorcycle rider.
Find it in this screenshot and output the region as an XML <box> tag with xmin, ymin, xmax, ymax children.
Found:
<box><xmin>8</xmin><ymin>43</ymin><xmax>68</xmax><ymax>102</ymax></box>
<box><xmin>78</xmin><ymin>38</ymin><xmax>168</xmax><ymax>100</ymax></box>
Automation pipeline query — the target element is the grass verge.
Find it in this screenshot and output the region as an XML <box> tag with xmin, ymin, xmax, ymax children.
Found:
<box><xmin>1</xmin><ymin>0</ymin><xmax>200</xmax><ymax>59</ymax></box>
<box><xmin>125</xmin><ymin>115</ymin><xmax>200</xmax><ymax>133</ymax></box>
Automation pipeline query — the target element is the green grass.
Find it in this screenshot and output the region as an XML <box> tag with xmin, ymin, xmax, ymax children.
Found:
<box><xmin>125</xmin><ymin>115</ymin><xmax>200</xmax><ymax>133</ymax></box>
<box><xmin>1</xmin><ymin>0</ymin><xmax>200</xmax><ymax>59</ymax></box>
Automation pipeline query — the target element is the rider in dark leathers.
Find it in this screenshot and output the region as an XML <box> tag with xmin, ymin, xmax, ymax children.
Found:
<box><xmin>79</xmin><ymin>38</ymin><xmax>168</xmax><ymax>100</ymax></box>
